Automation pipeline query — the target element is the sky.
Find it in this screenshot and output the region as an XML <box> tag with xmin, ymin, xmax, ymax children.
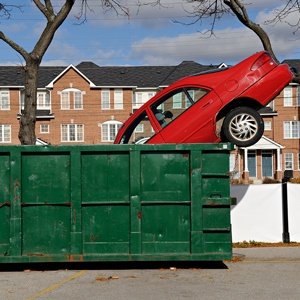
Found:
<box><xmin>0</xmin><ymin>0</ymin><xmax>300</xmax><ymax>67</ymax></box>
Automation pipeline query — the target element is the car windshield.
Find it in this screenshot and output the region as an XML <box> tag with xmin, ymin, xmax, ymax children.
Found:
<box><xmin>119</xmin><ymin>111</ymin><xmax>155</xmax><ymax>144</ymax></box>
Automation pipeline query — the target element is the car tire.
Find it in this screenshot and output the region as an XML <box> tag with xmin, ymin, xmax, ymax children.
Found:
<box><xmin>222</xmin><ymin>107</ymin><xmax>264</xmax><ymax>147</ymax></box>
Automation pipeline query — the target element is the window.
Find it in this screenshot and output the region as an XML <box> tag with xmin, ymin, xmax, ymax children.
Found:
<box><xmin>298</xmin><ymin>153</ymin><xmax>300</xmax><ymax>170</ymax></box>
<box><xmin>133</xmin><ymin>92</ymin><xmax>155</xmax><ymax>109</ymax></box>
<box><xmin>102</xmin><ymin>121</ymin><xmax>122</xmax><ymax>142</ymax></box>
<box><xmin>61</xmin><ymin>89</ymin><xmax>83</xmax><ymax>109</ymax></box>
<box><xmin>114</xmin><ymin>89</ymin><xmax>123</xmax><ymax>109</ymax></box>
<box><xmin>152</xmin><ymin>87</ymin><xmax>209</xmax><ymax>127</ymax></box>
<box><xmin>61</xmin><ymin>124</ymin><xmax>84</xmax><ymax>142</ymax></box>
<box><xmin>74</xmin><ymin>91</ymin><xmax>83</xmax><ymax>109</ymax></box>
<box><xmin>102</xmin><ymin>90</ymin><xmax>110</xmax><ymax>109</ymax></box>
<box><xmin>61</xmin><ymin>91</ymin><xmax>70</xmax><ymax>109</ymax></box>
<box><xmin>264</xmin><ymin>121</ymin><xmax>272</xmax><ymax>130</ymax></box>
<box><xmin>172</xmin><ymin>94</ymin><xmax>182</xmax><ymax>108</ymax></box>
<box><xmin>37</xmin><ymin>92</ymin><xmax>50</xmax><ymax>109</ymax></box>
<box><xmin>283</xmin><ymin>87</ymin><xmax>293</xmax><ymax>106</ymax></box>
<box><xmin>135</xmin><ymin>124</ymin><xmax>144</xmax><ymax>133</ymax></box>
<box><xmin>284</xmin><ymin>121</ymin><xmax>300</xmax><ymax>138</ymax></box>
<box><xmin>284</xmin><ymin>153</ymin><xmax>293</xmax><ymax>170</ymax></box>
<box><xmin>0</xmin><ymin>125</ymin><xmax>11</xmax><ymax>142</ymax></box>
<box><xmin>40</xmin><ymin>124</ymin><xmax>49</xmax><ymax>133</ymax></box>
<box><xmin>0</xmin><ymin>90</ymin><xmax>10</xmax><ymax>110</ymax></box>
<box><xmin>297</xmin><ymin>88</ymin><xmax>300</xmax><ymax>106</ymax></box>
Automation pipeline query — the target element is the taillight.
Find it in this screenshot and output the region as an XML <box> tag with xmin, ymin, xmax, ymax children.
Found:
<box><xmin>250</xmin><ymin>52</ymin><xmax>274</xmax><ymax>71</ymax></box>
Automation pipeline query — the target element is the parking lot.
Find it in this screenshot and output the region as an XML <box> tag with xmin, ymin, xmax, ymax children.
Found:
<box><xmin>1</xmin><ymin>247</ymin><xmax>300</xmax><ymax>300</ymax></box>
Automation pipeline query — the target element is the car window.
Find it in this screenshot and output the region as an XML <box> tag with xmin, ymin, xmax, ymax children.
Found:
<box><xmin>119</xmin><ymin>110</ymin><xmax>155</xmax><ymax>144</ymax></box>
<box><xmin>151</xmin><ymin>88</ymin><xmax>209</xmax><ymax>128</ymax></box>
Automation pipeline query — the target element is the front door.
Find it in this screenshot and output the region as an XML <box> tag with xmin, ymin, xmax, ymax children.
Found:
<box><xmin>248</xmin><ymin>151</ymin><xmax>256</xmax><ymax>178</ymax></box>
<box><xmin>262</xmin><ymin>151</ymin><xmax>273</xmax><ymax>177</ymax></box>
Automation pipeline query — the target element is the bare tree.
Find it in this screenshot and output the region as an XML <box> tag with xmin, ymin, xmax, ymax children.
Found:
<box><xmin>0</xmin><ymin>1</ymin><xmax>128</xmax><ymax>145</ymax></box>
<box><xmin>0</xmin><ymin>1</ymin><xmax>299</xmax><ymax>145</ymax></box>
<box><xmin>181</xmin><ymin>0</ymin><xmax>300</xmax><ymax>80</ymax></box>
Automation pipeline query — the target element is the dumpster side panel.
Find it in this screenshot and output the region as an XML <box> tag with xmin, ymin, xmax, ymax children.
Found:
<box><xmin>81</xmin><ymin>151</ymin><xmax>130</xmax><ymax>254</ymax></box>
<box><xmin>0</xmin><ymin>144</ymin><xmax>234</xmax><ymax>263</ymax></box>
<box><xmin>21</xmin><ymin>153</ymin><xmax>71</xmax><ymax>255</ymax></box>
<box><xmin>201</xmin><ymin>151</ymin><xmax>232</xmax><ymax>254</ymax></box>
<box><xmin>0</xmin><ymin>153</ymin><xmax>10</xmax><ymax>256</ymax></box>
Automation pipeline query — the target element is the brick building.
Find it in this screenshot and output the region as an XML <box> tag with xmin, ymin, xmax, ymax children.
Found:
<box><xmin>231</xmin><ymin>74</ymin><xmax>300</xmax><ymax>182</ymax></box>
<box><xmin>0</xmin><ymin>59</ymin><xmax>299</xmax><ymax>181</ymax></box>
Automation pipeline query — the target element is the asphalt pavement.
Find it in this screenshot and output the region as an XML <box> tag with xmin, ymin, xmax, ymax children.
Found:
<box><xmin>1</xmin><ymin>247</ymin><xmax>300</xmax><ymax>300</ymax></box>
<box><xmin>233</xmin><ymin>246</ymin><xmax>300</xmax><ymax>261</ymax></box>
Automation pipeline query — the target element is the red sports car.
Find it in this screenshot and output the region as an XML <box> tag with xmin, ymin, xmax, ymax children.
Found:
<box><xmin>114</xmin><ymin>51</ymin><xmax>293</xmax><ymax>147</ymax></box>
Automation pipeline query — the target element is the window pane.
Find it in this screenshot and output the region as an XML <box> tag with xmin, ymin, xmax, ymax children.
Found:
<box><xmin>1</xmin><ymin>91</ymin><xmax>10</xmax><ymax>110</ymax></box>
<box><xmin>61</xmin><ymin>92</ymin><xmax>70</xmax><ymax>109</ymax></box>
<box><xmin>74</xmin><ymin>91</ymin><xmax>83</xmax><ymax>109</ymax></box>
<box><xmin>40</xmin><ymin>124</ymin><xmax>49</xmax><ymax>133</ymax></box>
<box><xmin>114</xmin><ymin>90</ymin><xmax>123</xmax><ymax>109</ymax></box>
<box><xmin>69</xmin><ymin>124</ymin><xmax>76</xmax><ymax>141</ymax></box>
<box><xmin>0</xmin><ymin>125</ymin><xmax>11</xmax><ymax>142</ymax></box>
<box><xmin>61</xmin><ymin>125</ymin><xmax>68</xmax><ymax>141</ymax></box>
<box><xmin>284</xmin><ymin>87</ymin><xmax>292</xmax><ymax>106</ymax></box>
<box><xmin>102</xmin><ymin>90</ymin><xmax>110</xmax><ymax>109</ymax></box>
<box><xmin>135</xmin><ymin>124</ymin><xmax>144</xmax><ymax>133</ymax></box>
<box><xmin>284</xmin><ymin>122</ymin><xmax>290</xmax><ymax>138</ymax></box>
<box><xmin>291</xmin><ymin>121</ymin><xmax>299</xmax><ymax>138</ymax></box>
<box><xmin>37</xmin><ymin>93</ymin><xmax>44</xmax><ymax>108</ymax></box>
<box><xmin>4</xmin><ymin>125</ymin><xmax>10</xmax><ymax>141</ymax></box>
<box><xmin>77</xmin><ymin>124</ymin><xmax>84</xmax><ymax>141</ymax></box>
<box><xmin>102</xmin><ymin>124</ymin><xmax>108</xmax><ymax>141</ymax></box>
<box><xmin>173</xmin><ymin>94</ymin><xmax>181</xmax><ymax>108</ymax></box>
<box><xmin>285</xmin><ymin>153</ymin><xmax>293</xmax><ymax>170</ymax></box>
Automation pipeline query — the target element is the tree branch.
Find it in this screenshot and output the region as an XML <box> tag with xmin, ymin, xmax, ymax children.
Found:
<box><xmin>0</xmin><ymin>31</ymin><xmax>29</xmax><ymax>61</ymax></box>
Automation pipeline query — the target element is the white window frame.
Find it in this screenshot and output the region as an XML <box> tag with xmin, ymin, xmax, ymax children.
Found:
<box><xmin>61</xmin><ymin>124</ymin><xmax>84</xmax><ymax>142</ymax></box>
<box><xmin>133</xmin><ymin>92</ymin><xmax>155</xmax><ymax>110</ymax></box>
<box><xmin>283</xmin><ymin>87</ymin><xmax>293</xmax><ymax>106</ymax></box>
<box><xmin>0</xmin><ymin>90</ymin><xmax>10</xmax><ymax>110</ymax></box>
<box><xmin>0</xmin><ymin>124</ymin><xmax>11</xmax><ymax>142</ymax></box>
<box><xmin>284</xmin><ymin>121</ymin><xmax>300</xmax><ymax>138</ymax></box>
<box><xmin>284</xmin><ymin>153</ymin><xmax>293</xmax><ymax>170</ymax></box>
<box><xmin>114</xmin><ymin>89</ymin><xmax>123</xmax><ymax>109</ymax></box>
<box><xmin>101</xmin><ymin>121</ymin><xmax>122</xmax><ymax>142</ymax></box>
<box><xmin>135</xmin><ymin>124</ymin><xmax>144</xmax><ymax>133</ymax></box>
<box><xmin>173</xmin><ymin>94</ymin><xmax>182</xmax><ymax>109</ymax></box>
<box><xmin>40</xmin><ymin>124</ymin><xmax>49</xmax><ymax>134</ymax></box>
<box><xmin>37</xmin><ymin>92</ymin><xmax>50</xmax><ymax>109</ymax></box>
<box><xmin>61</xmin><ymin>91</ymin><xmax>70</xmax><ymax>109</ymax></box>
<box><xmin>102</xmin><ymin>90</ymin><xmax>110</xmax><ymax>110</ymax></box>
<box><xmin>264</xmin><ymin>121</ymin><xmax>272</xmax><ymax>131</ymax></box>
<box><xmin>74</xmin><ymin>91</ymin><xmax>83</xmax><ymax>109</ymax></box>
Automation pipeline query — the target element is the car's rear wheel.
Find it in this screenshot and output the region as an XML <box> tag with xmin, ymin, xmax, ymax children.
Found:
<box><xmin>222</xmin><ymin>107</ymin><xmax>264</xmax><ymax>147</ymax></box>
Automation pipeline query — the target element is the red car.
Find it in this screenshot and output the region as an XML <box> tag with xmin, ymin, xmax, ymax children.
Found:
<box><xmin>114</xmin><ymin>51</ymin><xmax>293</xmax><ymax>147</ymax></box>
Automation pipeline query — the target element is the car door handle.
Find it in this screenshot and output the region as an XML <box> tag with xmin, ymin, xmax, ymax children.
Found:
<box><xmin>200</xmin><ymin>100</ymin><xmax>213</xmax><ymax>109</ymax></box>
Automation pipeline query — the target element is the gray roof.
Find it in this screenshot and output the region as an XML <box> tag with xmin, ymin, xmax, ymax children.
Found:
<box><xmin>0</xmin><ymin>61</ymin><xmax>223</xmax><ymax>88</ymax></box>
<box><xmin>282</xmin><ymin>59</ymin><xmax>300</xmax><ymax>73</ymax></box>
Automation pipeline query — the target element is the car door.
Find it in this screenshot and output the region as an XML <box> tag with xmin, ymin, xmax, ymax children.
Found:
<box><xmin>149</xmin><ymin>87</ymin><xmax>223</xmax><ymax>143</ymax></box>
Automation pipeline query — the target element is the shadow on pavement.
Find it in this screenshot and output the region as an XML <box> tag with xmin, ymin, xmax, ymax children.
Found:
<box><xmin>0</xmin><ymin>260</ymin><xmax>228</xmax><ymax>272</ymax></box>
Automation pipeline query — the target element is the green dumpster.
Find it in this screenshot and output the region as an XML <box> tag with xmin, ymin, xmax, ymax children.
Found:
<box><xmin>0</xmin><ymin>143</ymin><xmax>235</xmax><ymax>263</ymax></box>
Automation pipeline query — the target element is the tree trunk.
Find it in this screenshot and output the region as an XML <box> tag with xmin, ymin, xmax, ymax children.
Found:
<box><xmin>18</xmin><ymin>60</ymin><xmax>39</xmax><ymax>145</ymax></box>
